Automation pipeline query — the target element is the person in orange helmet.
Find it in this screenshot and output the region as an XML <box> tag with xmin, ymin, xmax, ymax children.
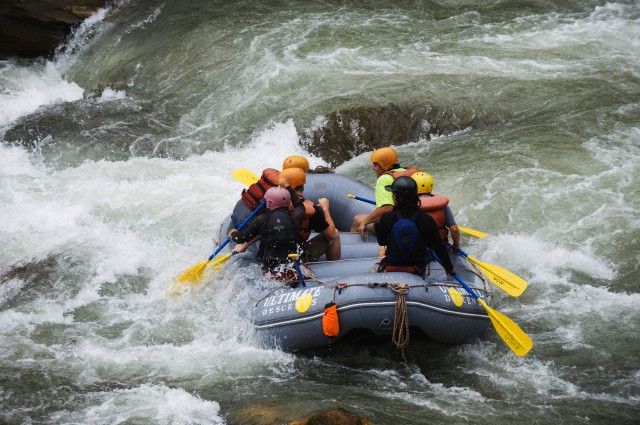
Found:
<box><xmin>350</xmin><ymin>147</ymin><xmax>421</xmax><ymax>239</ymax></box>
<box><xmin>279</xmin><ymin>167</ymin><xmax>341</xmax><ymax>261</ymax></box>
<box><xmin>231</xmin><ymin>155</ymin><xmax>310</xmax><ymax>229</ymax></box>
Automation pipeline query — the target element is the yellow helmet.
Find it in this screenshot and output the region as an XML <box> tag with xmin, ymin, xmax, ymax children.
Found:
<box><xmin>370</xmin><ymin>147</ymin><xmax>398</xmax><ymax>171</ymax></box>
<box><xmin>412</xmin><ymin>172</ymin><xmax>434</xmax><ymax>194</ymax></box>
<box><xmin>282</xmin><ymin>155</ymin><xmax>310</xmax><ymax>172</ymax></box>
<box><xmin>279</xmin><ymin>167</ymin><xmax>306</xmax><ymax>189</ymax></box>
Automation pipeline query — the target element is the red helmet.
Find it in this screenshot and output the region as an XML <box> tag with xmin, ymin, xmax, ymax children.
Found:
<box><xmin>264</xmin><ymin>187</ymin><xmax>291</xmax><ymax>211</ymax></box>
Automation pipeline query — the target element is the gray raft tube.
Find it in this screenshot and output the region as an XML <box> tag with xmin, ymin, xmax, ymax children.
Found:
<box><xmin>303</xmin><ymin>173</ymin><xmax>375</xmax><ymax>232</ymax></box>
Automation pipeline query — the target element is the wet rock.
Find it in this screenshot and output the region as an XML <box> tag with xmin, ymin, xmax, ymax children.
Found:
<box><xmin>291</xmin><ymin>408</ymin><xmax>374</xmax><ymax>425</ymax></box>
<box><xmin>0</xmin><ymin>0</ymin><xmax>107</xmax><ymax>59</ymax></box>
<box><xmin>300</xmin><ymin>102</ymin><xmax>493</xmax><ymax>167</ymax></box>
<box><xmin>85</xmin><ymin>81</ymin><xmax>129</xmax><ymax>98</ymax></box>
<box><xmin>228</xmin><ymin>406</ymin><xmax>374</xmax><ymax>425</ymax></box>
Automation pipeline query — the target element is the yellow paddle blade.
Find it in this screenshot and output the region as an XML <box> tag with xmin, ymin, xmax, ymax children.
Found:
<box><xmin>168</xmin><ymin>259</ymin><xmax>209</xmax><ymax>296</ymax></box>
<box><xmin>175</xmin><ymin>259</ymin><xmax>209</xmax><ymax>284</ymax></box>
<box><xmin>231</xmin><ymin>168</ymin><xmax>260</xmax><ymax>186</ymax></box>
<box><xmin>478</xmin><ymin>299</ymin><xmax>533</xmax><ymax>357</ymax></box>
<box><xmin>207</xmin><ymin>252</ymin><xmax>234</xmax><ymax>272</ymax></box>
<box><xmin>168</xmin><ymin>253</ymin><xmax>234</xmax><ymax>297</ymax></box>
<box><xmin>458</xmin><ymin>226</ymin><xmax>489</xmax><ymax>238</ymax></box>
<box><xmin>467</xmin><ymin>255</ymin><xmax>528</xmax><ymax>297</ymax></box>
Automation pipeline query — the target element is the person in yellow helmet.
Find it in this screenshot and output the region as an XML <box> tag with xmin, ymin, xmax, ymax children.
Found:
<box><xmin>279</xmin><ymin>167</ymin><xmax>341</xmax><ymax>261</ymax></box>
<box><xmin>412</xmin><ymin>172</ymin><xmax>461</xmax><ymax>251</ymax></box>
<box><xmin>350</xmin><ymin>146</ymin><xmax>421</xmax><ymax>238</ymax></box>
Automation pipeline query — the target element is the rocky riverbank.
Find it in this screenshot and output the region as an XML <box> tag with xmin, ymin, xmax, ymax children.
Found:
<box><xmin>0</xmin><ymin>0</ymin><xmax>107</xmax><ymax>59</ymax></box>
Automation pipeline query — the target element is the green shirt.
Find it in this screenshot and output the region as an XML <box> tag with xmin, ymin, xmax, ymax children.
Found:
<box><xmin>374</xmin><ymin>167</ymin><xmax>405</xmax><ymax>207</ymax></box>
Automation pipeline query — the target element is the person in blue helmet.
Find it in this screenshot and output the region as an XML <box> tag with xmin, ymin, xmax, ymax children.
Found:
<box><xmin>374</xmin><ymin>176</ymin><xmax>455</xmax><ymax>276</ymax></box>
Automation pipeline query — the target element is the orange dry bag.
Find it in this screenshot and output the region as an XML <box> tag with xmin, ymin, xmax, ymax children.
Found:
<box><xmin>322</xmin><ymin>302</ymin><xmax>339</xmax><ymax>337</ymax></box>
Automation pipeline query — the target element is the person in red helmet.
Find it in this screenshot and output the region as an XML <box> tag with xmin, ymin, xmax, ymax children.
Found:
<box><xmin>229</xmin><ymin>187</ymin><xmax>301</xmax><ymax>273</ymax></box>
<box><xmin>350</xmin><ymin>147</ymin><xmax>421</xmax><ymax>239</ymax></box>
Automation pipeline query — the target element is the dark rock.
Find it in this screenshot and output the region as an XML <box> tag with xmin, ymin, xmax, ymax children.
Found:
<box><xmin>291</xmin><ymin>408</ymin><xmax>374</xmax><ymax>425</ymax></box>
<box><xmin>0</xmin><ymin>0</ymin><xmax>107</xmax><ymax>59</ymax></box>
<box><xmin>228</xmin><ymin>406</ymin><xmax>374</xmax><ymax>425</ymax></box>
<box><xmin>300</xmin><ymin>102</ymin><xmax>495</xmax><ymax>167</ymax></box>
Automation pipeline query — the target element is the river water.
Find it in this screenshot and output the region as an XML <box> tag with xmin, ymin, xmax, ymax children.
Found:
<box><xmin>1</xmin><ymin>1</ymin><xmax>638</xmax><ymax>424</ymax></box>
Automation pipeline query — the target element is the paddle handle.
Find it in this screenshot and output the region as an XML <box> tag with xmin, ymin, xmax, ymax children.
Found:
<box><xmin>347</xmin><ymin>194</ymin><xmax>376</xmax><ymax>205</ymax></box>
<box><xmin>208</xmin><ymin>200</ymin><xmax>266</xmax><ymax>261</ymax></box>
<box><xmin>288</xmin><ymin>253</ymin><xmax>307</xmax><ymax>287</ymax></box>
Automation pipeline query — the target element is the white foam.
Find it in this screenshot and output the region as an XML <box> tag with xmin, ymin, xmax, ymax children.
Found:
<box><xmin>63</xmin><ymin>384</ymin><xmax>224</xmax><ymax>425</ymax></box>
<box><xmin>0</xmin><ymin>61</ymin><xmax>84</xmax><ymax>130</ymax></box>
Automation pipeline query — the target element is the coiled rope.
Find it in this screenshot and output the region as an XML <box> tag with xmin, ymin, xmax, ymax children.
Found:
<box><xmin>391</xmin><ymin>283</ymin><xmax>410</xmax><ymax>360</ymax></box>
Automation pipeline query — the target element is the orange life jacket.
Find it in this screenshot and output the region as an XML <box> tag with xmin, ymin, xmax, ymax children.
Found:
<box><xmin>298</xmin><ymin>199</ymin><xmax>316</xmax><ymax>241</ymax></box>
<box><xmin>241</xmin><ymin>168</ymin><xmax>280</xmax><ymax>210</ymax></box>
<box><xmin>383</xmin><ymin>166</ymin><xmax>422</xmax><ymax>179</ymax></box>
<box><xmin>418</xmin><ymin>194</ymin><xmax>449</xmax><ymax>241</ymax></box>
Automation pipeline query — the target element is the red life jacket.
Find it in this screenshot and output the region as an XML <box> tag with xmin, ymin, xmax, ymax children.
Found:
<box><xmin>241</xmin><ymin>168</ymin><xmax>280</xmax><ymax>210</ymax></box>
<box><xmin>383</xmin><ymin>166</ymin><xmax>422</xmax><ymax>179</ymax></box>
<box><xmin>419</xmin><ymin>194</ymin><xmax>450</xmax><ymax>241</ymax></box>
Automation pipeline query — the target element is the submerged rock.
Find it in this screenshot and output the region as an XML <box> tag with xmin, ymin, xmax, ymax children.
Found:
<box><xmin>291</xmin><ymin>408</ymin><xmax>374</xmax><ymax>425</ymax></box>
<box><xmin>228</xmin><ymin>406</ymin><xmax>374</xmax><ymax>425</ymax></box>
<box><xmin>300</xmin><ymin>102</ymin><xmax>495</xmax><ymax>167</ymax></box>
<box><xmin>0</xmin><ymin>0</ymin><xmax>107</xmax><ymax>59</ymax></box>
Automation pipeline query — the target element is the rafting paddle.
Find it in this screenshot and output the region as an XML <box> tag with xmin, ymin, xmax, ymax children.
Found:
<box><xmin>347</xmin><ymin>194</ymin><xmax>488</xmax><ymax>238</ymax></box>
<box><xmin>231</xmin><ymin>168</ymin><xmax>261</xmax><ymax>186</ymax></box>
<box><xmin>170</xmin><ymin>199</ymin><xmax>265</xmax><ymax>294</ymax></box>
<box><xmin>455</xmin><ymin>248</ymin><xmax>528</xmax><ymax>297</ymax></box>
<box><xmin>429</xmin><ymin>249</ymin><xmax>533</xmax><ymax>356</ymax></box>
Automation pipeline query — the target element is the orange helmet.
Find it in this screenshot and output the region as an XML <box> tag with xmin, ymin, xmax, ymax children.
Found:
<box><xmin>282</xmin><ymin>155</ymin><xmax>310</xmax><ymax>172</ymax></box>
<box><xmin>279</xmin><ymin>167</ymin><xmax>306</xmax><ymax>189</ymax></box>
<box><xmin>370</xmin><ymin>147</ymin><xmax>398</xmax><ymax>171</ymax></box>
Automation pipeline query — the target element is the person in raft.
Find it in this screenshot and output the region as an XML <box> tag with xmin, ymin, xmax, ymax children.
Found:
<box><xmin>411</xmin><ymin>172</ymin><xmax>461</xmax><ymax>251</ymax></box>
<box><xmin>229</xmin><ymin>187</ymin><xmax>301</xmax><ymax>274</ymax></box>
<box><xmin>350</xmin><ymin>147</ymin><xmax>421</xmax><ymax>238</ymax></box>
<box><xmin>374</xmin><ymin>176</ymin><xmax>455</xmax><ymax>276</ymax></box>
<box><xmin>230</xmin><ymin>155</ymin><xmax>310</xmax><ymax>228</ymax></box>
<box><xmin>279</xmin><ymin>167</ymin><xmax>341</xmax><ymax>262</ymax></box>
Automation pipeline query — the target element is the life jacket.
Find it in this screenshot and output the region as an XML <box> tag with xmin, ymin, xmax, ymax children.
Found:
<box><xmin>297</xmin><ymin>199</ymin><xmax>316</xmax><ymax>242</ymax></box>
<box><xmin>241</xmin><ymin>168</ymin><xmax>280</xmax><ymax>210</ymax></box>
<box><xmin>383</xmin><ymin>264</ymin><xmax>425</xmax><ymax>276</ymax></box>
<box><xmin>386</xmin><ymin>211</ymin><xmax>422</xmax><ymax>266</ymax></box>
<box><xmin>419</xmin><ymin>194</ymin><xmax>449</xmax><ymax>241</ymax></box>
<box><xmin>383</xmin><ymin>166</ymin><xmax>422</xmax><ymax>180</ymax></box>
<box><xmin>259</xmin><ymin>208</ymin><xmax>299</xmax><ymax>265</ymax></box>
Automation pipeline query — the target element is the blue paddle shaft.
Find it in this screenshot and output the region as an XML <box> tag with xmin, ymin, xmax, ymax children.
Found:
<box><xmin>429</xmin><ymin>248</ymin><xmax>480</xmax><ymax>300</ymax></box>
<box><xmin>293</xmin><ymin>260</ymin><xmax>307</xmax><ymax>287</ymax></box>
<box><xmin>208</xmin><ymin>200</ymin><xmax>266</xmax><ymax>261</ymax></box>
<box><xmin>353</xmin><ymin>195</ymin><xmax>375</xmax><ymax>205</ymax></box>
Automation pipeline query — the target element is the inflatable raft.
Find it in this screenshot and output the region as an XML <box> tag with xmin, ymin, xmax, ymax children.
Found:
<box><xmin>221</xmin><ymin>172</ymin><xmax>492</xmax><ymax>352</ymax></box>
